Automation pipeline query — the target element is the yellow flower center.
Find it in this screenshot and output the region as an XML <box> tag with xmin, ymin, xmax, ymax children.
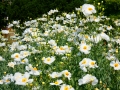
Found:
<box><xmin>85</xmin><ymin>35</ymin><xmax>89</xmax><ymax>39</ymax></box>
<box><xmin>64</xmin><ymin>86</ymin><xmax>69</xmax><ymax>90</ymax></box>
<box><xmin>60</xmin><ymin>47</ymin><xmax>64</xmax><ymax>50</ymax></box>
<box><xmin>82</xmin><ymin>60</ymin><xmax>86</xmax><ymax>64</ymax></box>
<box><xmin>65</xmin><ymin>72</ymin><xmax>69</xmax><ymax>76</ymax></box>
<box><xmin>88</xmin><ymin>7</ymin><xmax>93</xmax><ymax>11</ymax></box>
<box><xmin>83</xmin><ymin>46</ymin><xmax>87</xmax><ymax>50</ymax></box>
<box><xmin>33</xmin><ymin>67</ymin><xmax>37</xmax><ymax>71</ymax></box>
<box><xmin>6</xmin><ymin>79</ymin><xmax>10</xmax><ymax>82</ymax></box>
<box><xmin>24</xmin><ymin>52</ymin><xmax>28</xmax><ymax>56</ymax></box>
<box><xmin>47</xmin><ymin>58</ymin><xmax>51</xmax><ymax>62</ymax></box>
<box><xmin>91</xmin><ymin>61</ymin><xmax>95</xmax><ymax>65</ymax></box>
<box><xmin>54</xmin><ymin>81</ymin><xmax>59</xmax><ymax>85</ymax></box>
<box><xmin>15</xmin><ymin>54</ymin><xmax>19</xmax><ymax>58</ymax></box>
<box><xmin>114</xmin><ymin>63</ymin><xmax>119</xmax><ymax>67</ymax></box>
<box><xmin>22</xmin><ymin>78</ymin><xmax>27</xmax><ymax>82</ymax></box>
<box><xmin>22</xmin><ymin>59</ymin><xmax>25</xmax><ymax>62</ymax></box>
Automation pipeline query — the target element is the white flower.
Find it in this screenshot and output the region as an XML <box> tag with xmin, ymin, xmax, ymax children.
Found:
<box><xmin>79</xmin><ymin>43</ymin><xmax>91</xmax><ymax>54</ymax></box>
<box><xmin>8</xmin><ymin>62</ymin><xmax>16</xmax><ymax>68</ymax></box>
<box><xmin>13</xmin><ymin>72</ymin><xmax>22</xmax><ymax>81</ymax></box>
<box><xmin>0</xmin><ymin>43</ymin><xmax>6</xmax><ymax>47</ymax></box>
<box><xmin>3</xmin><ymin>74</ymin><xmax>13</xmax><ymax>84</ymax></box>
<box><xmin>106</xmin><ymin>25</ymin><xmax>113</xmax><ymax>30</ymax></box>
<box><xmin>43</xmin><ymin>56</ymin><xmax>55</xmax><ymax>65</ymax></box>
<box><xmin>49</xmin><ymin>72</ymin><xmax>62</xmax><ymax>78</ymax></box>
<box><xmin>0</xmin><ymin>80</ymin><xmax>4</xmax><ymax>84</ymax></box>
<box><xmin>0</xmin><ymin>56</ymin><xmax>5</xmax><ymax>61</ymax></box>
<box><xmin>62</xmin><ymin>70</ymin><xmax>71</xmax><ymax>80</ymax></box>
<box><xmin>50</xmin><ymin>80</ymin><xmax>63</xmax><ymax>86</ymax></box>
<box><xmin>79</xmin><ymin>58</ymin><xmax>90</xmax><ymax>72</ymax></box>
<box><xmin>110</xmin><ymin>60</ymin><xmax>120</xmax><ymax>70</ymax></box>
<box><xmin>100</xmin><ymin>32</ymin><xmax>110</xmax><ymax>41</ymax></box>
<box><xmin>66</xmin><ymin>14</ymin><xmax>71</xmax><ymax>19</ymax></box>
<box><xmin>17</xmin><ymin>45</ymin><xmax>27</xmax><ymax>50</ymax></box>
<box><xmin>116</xmin><ymin>39</ymin><xmax>120</xmax><ymax>45</ymax></box>
<box><xmin>26</xmin><ymin>64</ymin><xmax>41</xmax><ymax>75</ymax></box>
<box><xmin>89</xmin><ymin>60</ymin><xmax>98</xmax><ymax>68</ymax></box>
<box><xmin>79</xmin><ymin>58</ymin><xmax>98</xmax><ymax>72</ymax></box>
<box><xmin>1</xmin><ymin>30</ymin><xmax>9</xmax><ymax>34</ymax></box>
<box><xmin>15</xmin><ymin>72</ymin><xmax>33</xmax><ymax>85</ymax></box>
<box><xmin>60</xmin><ymin>84</ymin><xmax>74</xmax><ymax>90</ymax></box>
<box><xmin>78</xmin><ymin>74</ymin><xmax>98</xmax><ymax>85</ymax></box>
<box><xmin>21</xmin><ymin>58</ymin><xmax>29</xmax><ymax>64</ymax></box>
<box><xmin>48</xmin><ymin>39</ymin><xmax>57</xmax><ymax>46</ymax></box>
<box><xmin>11</xmin><ymin>53</ymin><xmax>21</xmax><ymax>61</ymax></box>
<box><xmin>82</xmin><ymin>4</ymin><xmax>96</xmax><ymax>16</ymax></box>
<box><xmin>20</xmin><ymin>51</ymin><xmax>31</xmax><ymax>58</ymax></box>
<box><xmin>13</xmin><ymin>20</ymin><xmax>19</xmax><ymax>25</ymax></box>
<box><xmin>89</xmin><ymin>34</ymin><xmax>102</xmax><ymax>43</ymax></box>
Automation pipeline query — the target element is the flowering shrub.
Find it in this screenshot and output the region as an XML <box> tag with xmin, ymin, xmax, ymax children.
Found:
<box><xmin>0</xmin><ymin>3</ymin><xmax>120</xmax><ymax>90</ymax></box>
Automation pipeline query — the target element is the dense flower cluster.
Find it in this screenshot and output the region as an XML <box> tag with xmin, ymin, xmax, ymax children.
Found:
<box><xmin>0</xmin><ymin>3</ymin><xmax>120</xmax><ymax>90</ymax></box>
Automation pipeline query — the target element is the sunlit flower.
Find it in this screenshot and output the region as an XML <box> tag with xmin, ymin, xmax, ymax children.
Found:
<box><xmin>79</xmin><ymin>58</ymin><xmax>90</xmax><ymax>72</ymax></box>
<box><xmin>78</xmin><ymin>74</ymin><xmax>98</xmax><ymax>85</ymax></box>
<box><xmin>82</xmin><ymin>4</ymin><xmax>96</xmax><ymax>16</ymax></box>
<box><xmin>0</xmin><ymin>43</ymin><xmax>6</xmax><ymax>47</ymax></box>
<box><xmin>1</xmin><ymin>30</ymin><xmax>9</xmax><ymax>34</ymax></box>
<box><xmin>79</xmin><ymin>43</ymin><xmax>91</xmax><ymax>54</ymax></box>
<box><xmin>21</xmin><ymin>58</ymin><xmax>29</xmax><ymax>64</ymax></box>
<box><xmin>43</xmin><ymin>56</ymin><xmax>55</xmax><ymax>65</ymax></box>
<box><xmin>3</xmin><ymin>74</ymin><xmax>13</xmax><ymax>84</ymax></box>
<box><xmin>89</xmin><ymin>60</ymin><xmax>98</xmax><ymax>68</ymax></box>
<box><xmin>110</xmin><ymin>60</ymin><xmax>120</xmax><ymax>70</ymax></box>
<box><xmin>55</xmin><ymin>46</ymin><xmax>72</xmax><ymax>55</ymax></box>
<box><xmin>48</xmin><ymin>39</ymin><xmax>57</xmax><ymax>46</ymax></box>
<box><xmin>0</xmin><ymin>56</ymin><xmax>5</xmax><ymax>61</ymax></box>
<box><xmin>17</xmin><ymin>45</ymin><xmax>27</xmax><ymax>50</ymax></box>
<box><xmin>106</xmin><ymin>25</ymin><xmax>113</xmax><ymax>30</ymax></box>
<box><xmin>8</xmin><ymin>62</ymin><xmax>16</xmax><ymax>68</ymax></box>
<box><xmin>116</xmin><ymin>39</ymin><xmax>120</xmax><ymax>45</ymax></box>
<box><xmin>26</xmin><ymin>64</ymin><xmax>41</xmax><ymax>75</ymax></box>
<box><xmin>0</xmin><ymin>80</ymin><xmax>3</xmax><ymax>84</ymax></box>
<box><xmin>20</xmin><ymin>51</ymin><xmax>31</xmax><ymax>58</ymax></box>
<box><xmin>50</xmin><ymin>79</ymin><xmax>63</xmax><ymax>86</ymax></box>
<box><xmin>15</xmin><ymin>72</ymin><xmax>33</xmax><ymax>85</ymax></box>
<box><xmin>100</xmin><ymin>32</ymin><xmax>110</xmax><ymax>41</ymax></box>
<box><xmin>11</xmin><ymin>53</ymin><xmax>21</xmax><ymax>61</ymax></box>
<box><xmin>60</xmin><ymin>84</ymin><xmax>74</xmax><ymax>90</ymax></box>
<box><xmin>89</xmin><ymin>34</ymin><xmax>102</xmax><ymax>43</ymax></box>
<box><xmin>62</xmin><ymin>70</ymin><xmax>71</xmax><ymax>80</ymax></box>
<box><xmin>49</xmin><ymin>72</ymin><xmax>62</xmax><ymax>78</ymax></box>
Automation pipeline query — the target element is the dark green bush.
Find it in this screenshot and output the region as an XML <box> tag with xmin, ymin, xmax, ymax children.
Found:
<box><xmin>0</xmin><ymin>1</ymin><xmax>9</xmax><ymax>30</ymax></box>
<box><xmin>7</xmin><ymin>0</ymin><xmax>85</xmax><ymax>23</ymax></box>
<box><xmin>87</xmin><ymin>0</ymin><xmax>120</xmax><ymax>17</ymax></box>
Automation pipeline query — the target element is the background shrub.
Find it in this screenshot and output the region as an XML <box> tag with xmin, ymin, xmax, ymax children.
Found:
<box><xmin>7</xmin><ymin>0</ymin><xmax>85</xmax><ymax>23</ymax></box>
